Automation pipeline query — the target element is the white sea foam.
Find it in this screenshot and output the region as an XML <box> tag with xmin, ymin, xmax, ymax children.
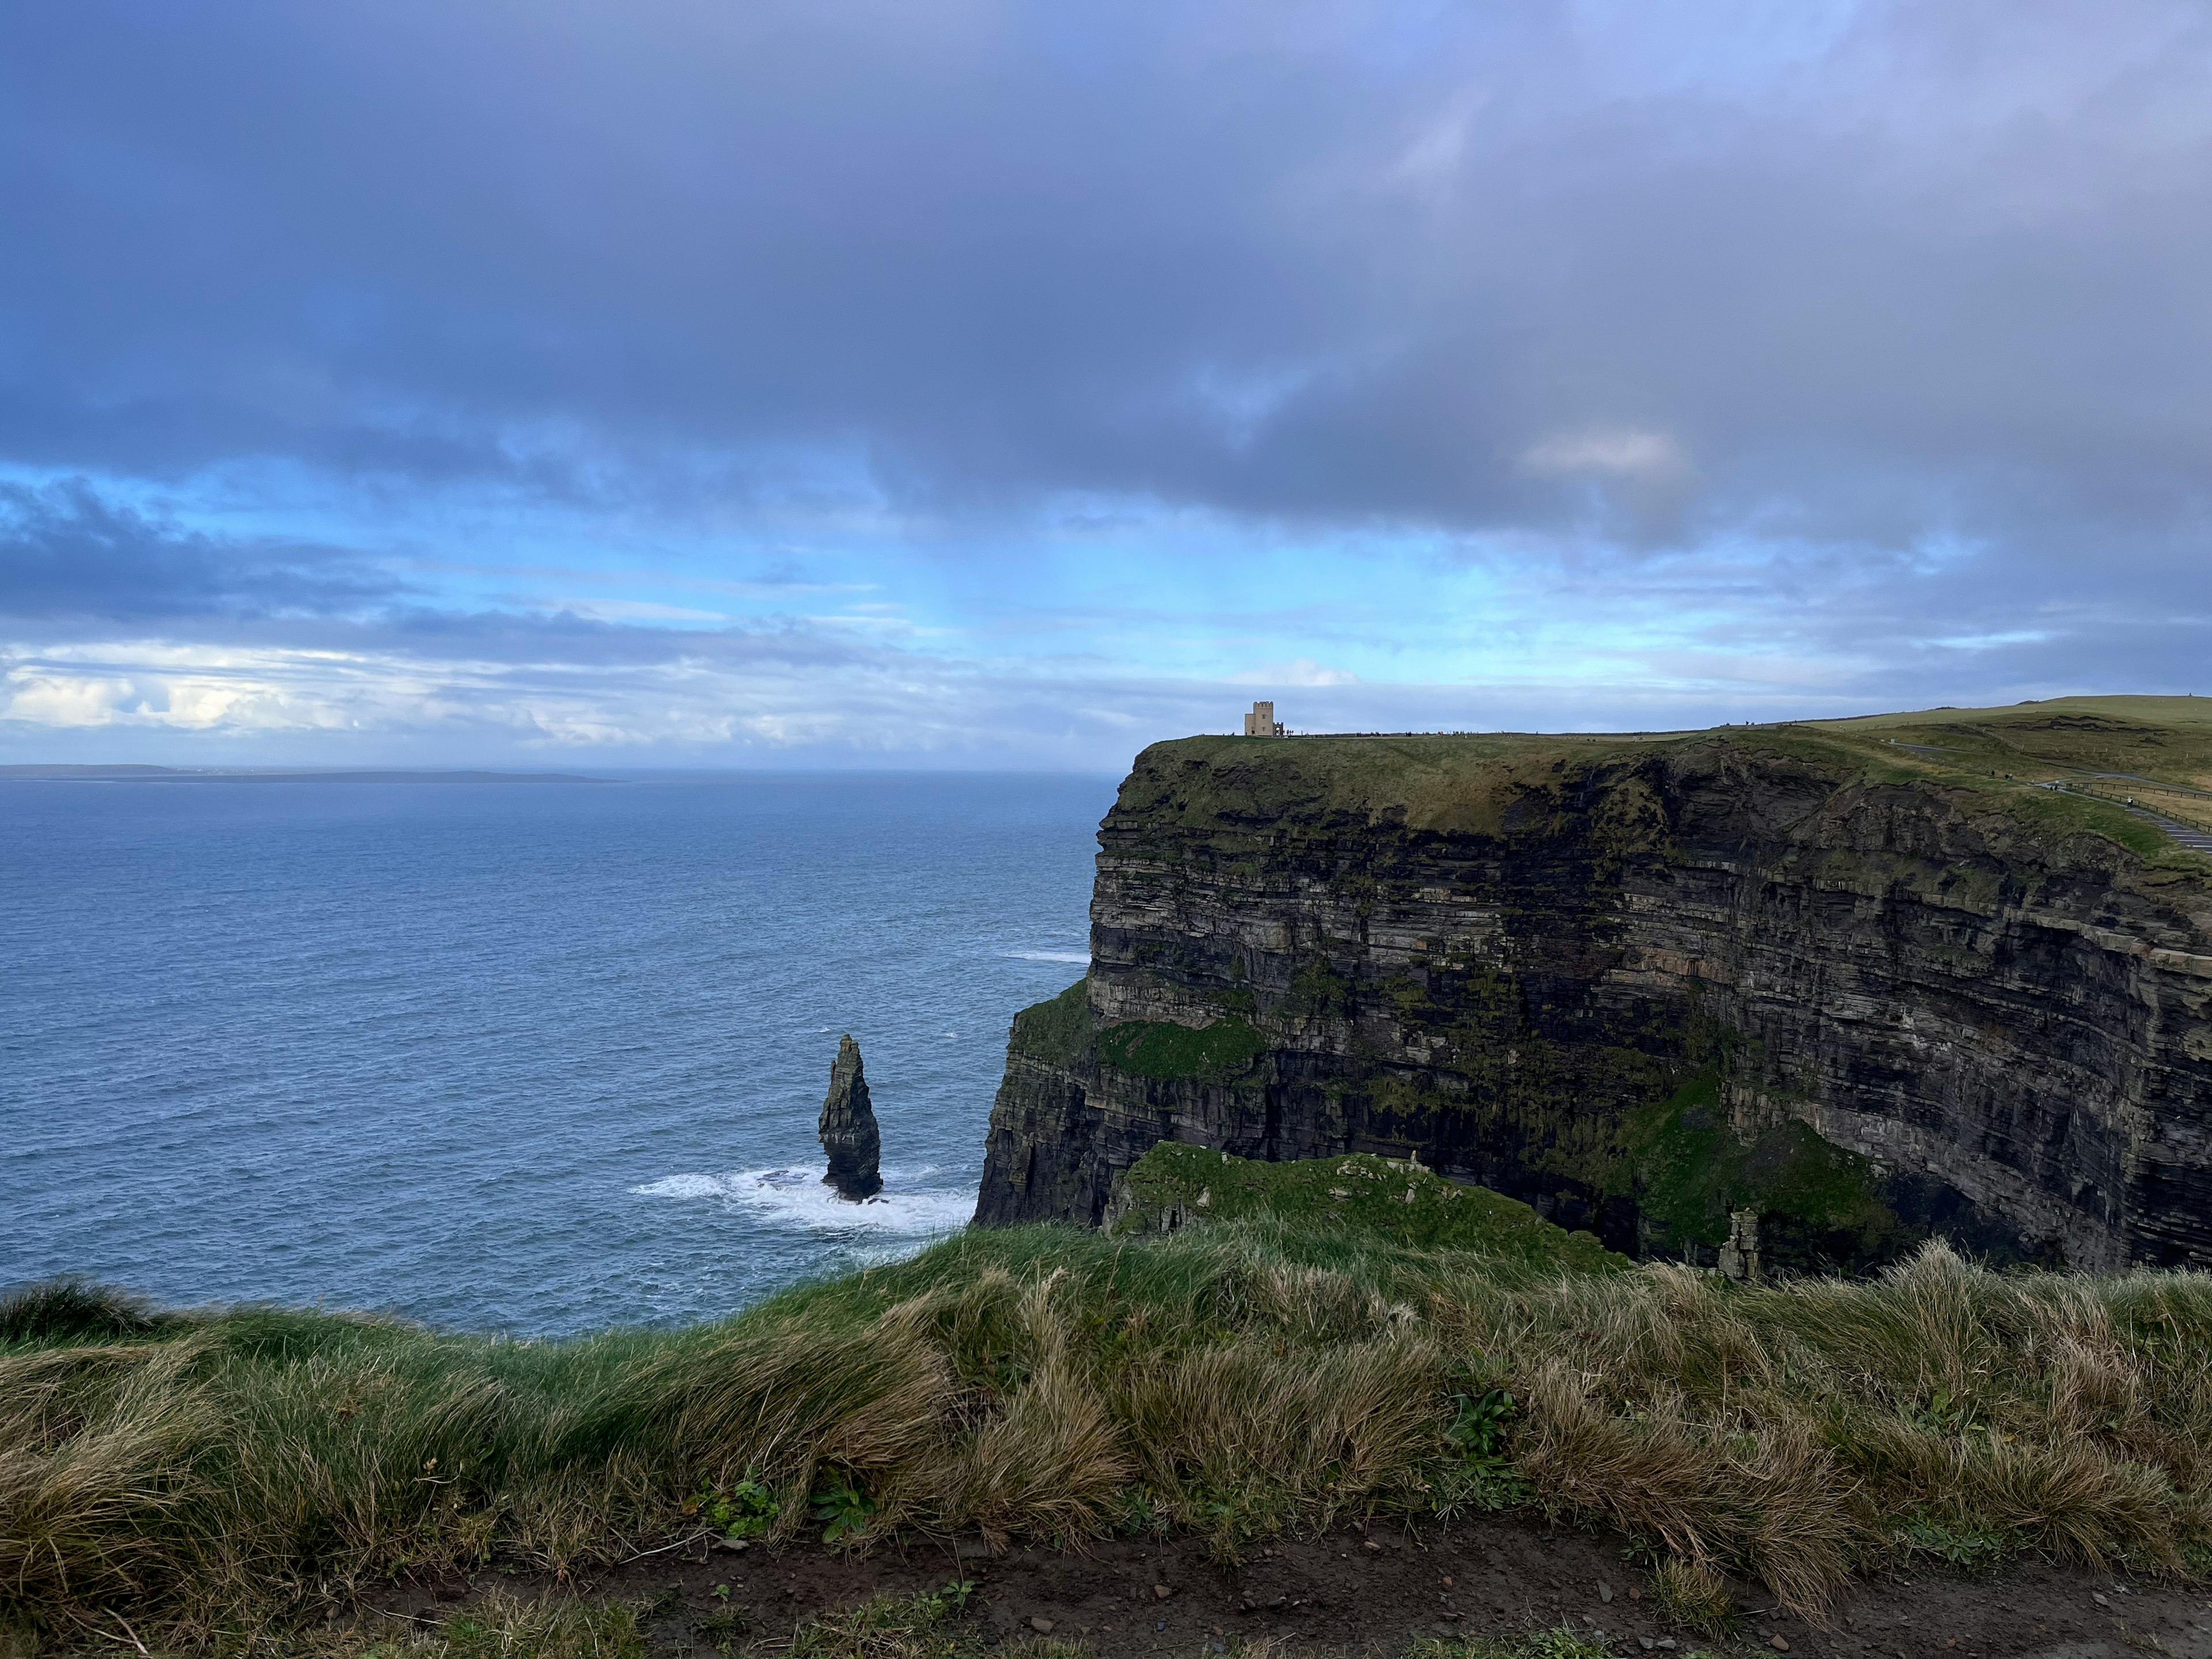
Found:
<box><xmin>632</xmin><ymin>1173</ymin><xmax>732</xmax><ymax>1200</ymax></box>
<box><xmin>1007</xmin><ymin>949</ymin><xmax>1089</xmax><ymax>963</ymax></box>
<box><xmin>632</xmin><ymin>1167</ymin><xmax>972</xmax><ymax>1237</ymax></box>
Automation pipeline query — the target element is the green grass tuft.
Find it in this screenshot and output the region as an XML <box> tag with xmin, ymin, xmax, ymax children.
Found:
<box><xmin>1404</xmin><ymin>1627</ymin><xmax>1618</xmax><ymax>1659</ymax></box>
<box><xmin>787</xmin><ymin>1583</ymin><xmax>990</xmax><ymax>1659</ymax></box>
<box><xmin>1645</xmin><ymin>1557</ymin><xmax>1734</xmax><ymax>1637</ymax></box>
<box><xmin>0</xmin><ymin>1278</ymin><xmax>171</xmax><ymax>1344</ymax></box>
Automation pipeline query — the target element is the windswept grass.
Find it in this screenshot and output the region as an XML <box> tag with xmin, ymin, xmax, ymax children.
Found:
<box><xmin>6</xmin><ymin>1228</ymin><xmax>2212</xmax><ymax>1650</ymax></box>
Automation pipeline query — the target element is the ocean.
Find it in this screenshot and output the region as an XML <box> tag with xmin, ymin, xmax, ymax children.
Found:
<box><xmin>1</xmin><ymin>771</ymin><xmax>1112</xmax><ymax>1334</ymax></box>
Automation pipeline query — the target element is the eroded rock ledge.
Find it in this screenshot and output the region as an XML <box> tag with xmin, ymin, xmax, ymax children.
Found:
<box><xmin>974</xmin><ymin>709</ymin><xmax>2212</xmax><ymax>1271</ymax></box>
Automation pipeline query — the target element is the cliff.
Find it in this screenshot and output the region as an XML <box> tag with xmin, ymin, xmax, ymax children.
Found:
<box><xmin>974</xmin><ymin>696</ymin><xmax>2212</xmax><ymax>1271</ymax></box>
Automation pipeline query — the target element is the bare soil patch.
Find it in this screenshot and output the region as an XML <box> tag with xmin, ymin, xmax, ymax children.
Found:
<box><xmin>391</xmin><ymin>1515</ymin><xmax>2212</xmax><ymax>1659</ymax></box>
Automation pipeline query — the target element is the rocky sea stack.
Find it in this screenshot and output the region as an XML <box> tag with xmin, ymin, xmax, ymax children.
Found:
<box><xmin>818</xmin><ymin>1033</ymin><xmax>882</xmax><ymax>1200</ymax></box>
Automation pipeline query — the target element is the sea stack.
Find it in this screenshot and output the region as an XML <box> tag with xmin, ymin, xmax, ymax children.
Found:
<box><xmin>818</xmin><ymin>1034</ymin><xmax>882</xmax><ymax>1200</ymax></box>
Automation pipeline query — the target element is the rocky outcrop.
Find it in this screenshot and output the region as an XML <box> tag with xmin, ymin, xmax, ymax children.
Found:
<box><xmin>973</xmin><ymin>726</ymin><xmax>2212</xmax><ymax>1271</ymax></box>
<box><xmin>819</xmin><ymin>1035</ymin><xmax>882</xmax><ymax>1200</ymax></box>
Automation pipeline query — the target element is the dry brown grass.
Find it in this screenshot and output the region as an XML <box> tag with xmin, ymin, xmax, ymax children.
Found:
<box><xmin>1644</xmin><ymin>1558</ymin><xmax>1733</xmax><ymax>1637</ymax></box>
<box><xmin>5</xmin><ymin>1226</ymin><xmax>2211</xmax><ymax>1649</ymax></box>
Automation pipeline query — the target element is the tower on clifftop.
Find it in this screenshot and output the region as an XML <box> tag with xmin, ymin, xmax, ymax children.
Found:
<box><xmin>1241</xmin><ymin>700</ymin><xmax>1285</xmax><ymax>737</ymax></box>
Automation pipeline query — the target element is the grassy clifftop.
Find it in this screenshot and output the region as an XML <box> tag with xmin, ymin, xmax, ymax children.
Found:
<box><xmin>1114</xmin><ymin>695</ymin><xmax>2212</xmax><ymax>859</ymax></box>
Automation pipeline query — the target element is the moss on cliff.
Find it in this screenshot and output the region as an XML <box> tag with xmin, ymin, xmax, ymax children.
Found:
<box><xmin>1095</xmin><ymin>1016</ymin><xmax>1264</xmax><ymax>1082</ymax></box>
<box><xmin>1112</xmin><ymin>1142</ymin><xmax>1628</xmax><ymax>1270</ymax></box>
<box><xmin>1007</xmin><ymin>978</ymin><xmax>1091</xmax><ymax>1066</ymax></box>
<box><xmin>1619</xmin><ymin>1071</ymin><xmax>1908</xmax><ymax>1268</ymax></box>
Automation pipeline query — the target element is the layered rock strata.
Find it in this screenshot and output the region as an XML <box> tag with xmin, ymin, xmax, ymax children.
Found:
<box><xmin>819</xmin><ymin>1034</ymin><xmax>882</xmax><ymax>1200</ymax></box>
<box><xmin>974</xmin><ymin>728</ymin><xmax>2212</xmax><ymax>1270</ymax></box>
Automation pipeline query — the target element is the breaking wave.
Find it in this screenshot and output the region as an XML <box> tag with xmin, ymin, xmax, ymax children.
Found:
<box><xmin>631</xmin><ymin>1166</ymin><xmax>973</xmax><ymax>1238</ymax></box>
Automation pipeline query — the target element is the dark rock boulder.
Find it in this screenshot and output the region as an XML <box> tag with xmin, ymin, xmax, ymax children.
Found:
<box><xmin>819</xmin><ymin>1034</ymin><xmax>882</xmax><ymax>1200</ymax></box>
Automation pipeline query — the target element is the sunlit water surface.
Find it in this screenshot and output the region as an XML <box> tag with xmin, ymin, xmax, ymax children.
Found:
<box><xmin>2</xmin><ymin>772</ymin><xmax>1109</xmax><ymax>1333</ymax></box>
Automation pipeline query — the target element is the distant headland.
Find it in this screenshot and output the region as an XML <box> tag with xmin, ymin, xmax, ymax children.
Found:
<box><xmin>0</xmin><ymin>764</ymin><xmax>617</xmax><ymax>784</ymax></box>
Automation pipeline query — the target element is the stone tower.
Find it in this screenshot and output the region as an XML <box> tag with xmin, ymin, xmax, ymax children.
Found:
<box><xmin>1242</xmin><ymin>700</ymin><xmax>1285</xmax><ymax>736</ymax></box>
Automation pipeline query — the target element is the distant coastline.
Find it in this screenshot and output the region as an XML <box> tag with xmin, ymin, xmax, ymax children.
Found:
<box><xmin>0</xmin><ymin>764</ymin><xmax>617</xmax><ymax>784</ymax></box>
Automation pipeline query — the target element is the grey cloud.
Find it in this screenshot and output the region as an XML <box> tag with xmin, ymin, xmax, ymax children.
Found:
<box><xmin>3</xmin><ymin>0</ymin><xmax>2207</xmax><ymax>560</ymax></box>
<box><xmin>0</xmin><ymin>479</ymin><xmax>400</xmax><ymax>620</ymax></box>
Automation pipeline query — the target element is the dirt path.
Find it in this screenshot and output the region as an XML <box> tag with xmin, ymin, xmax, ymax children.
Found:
<box><xmin>392</xmin><ymin>1514</ymin><xmax>2212</xmax><ymax>1659</ymax></box>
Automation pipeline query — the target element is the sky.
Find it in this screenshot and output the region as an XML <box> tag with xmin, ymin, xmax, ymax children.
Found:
<box><xmin>2</xmin><ymin>0</ymin><xmax>2209</xmax><ymax>769</ymax></box>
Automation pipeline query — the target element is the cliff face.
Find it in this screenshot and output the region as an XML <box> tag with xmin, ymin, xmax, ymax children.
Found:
<box><xmin>974</xmin><ymin>707</ymin><xmax>2212</xmax><ymax>1271</ymax></box>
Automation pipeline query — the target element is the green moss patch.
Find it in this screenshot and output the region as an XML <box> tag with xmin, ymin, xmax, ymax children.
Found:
<box><xmin>1007</xmin><ymin>978</ymin><xmax>1092</xmax><ymax>1067</ymax></box>
<box><xmin>1113</xmin><ymin>1141</ymin><xmax>1627</xmax><ymax>1271</ymax></box>
<box><xmin>1095</xmin><ymin>1016</ymin><xmax>1264</xmax><ymax>1082</ymax></box>
<box><xmin>1620</xmin><ymin>1071</ymin><xmax>1908</xmax><ymax>1269</ymax></box>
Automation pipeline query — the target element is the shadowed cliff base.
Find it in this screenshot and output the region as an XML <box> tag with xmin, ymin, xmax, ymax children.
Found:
<box><xmin>974</xmin><ymin>696</ymin><xmax>2212</xmax><ymax>1274</ymax></box>
<box><xmin>6</xmin><ymin>1229</ymin><xmax>2212</xmax><ymax>1655</ymax></box>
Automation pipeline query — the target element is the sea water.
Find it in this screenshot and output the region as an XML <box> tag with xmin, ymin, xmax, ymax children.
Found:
<box><xmin>1</xmin><ymin>772</ymin><xmax>1111</xmax><ymax>1333</ymax></box>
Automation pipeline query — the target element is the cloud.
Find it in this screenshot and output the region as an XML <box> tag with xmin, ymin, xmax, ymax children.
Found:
<box><xmin>1520</xmin><ymin>429</ymin><xmax>1688</xmax><ymax>485</ymax></box>
<box><xmin>3</xmin><ymin>0</ymin><xmax>2205</xmax><ymax>547</ymax></box>
<box><xmin>0</xmin><ymin>478</ymin><xmax>399</xmax><ymax>621</ymax></box>
<box><xmin>1229</xmin><ymin>658</ymin><xmax>1359</xmax><ymax>687</ymax></box>
<box><xmin>2</xmin><ymin>1</ymin><xmax>2210</xmax><ymax>760</ymax></box>
<box><xmin>550</xmin><ymin>599</ymin><xmax>729</xmax><ymax>624</ymax></box>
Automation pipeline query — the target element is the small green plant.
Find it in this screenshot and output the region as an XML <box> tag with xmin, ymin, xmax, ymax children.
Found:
<box><xmin>695</xmin><ymin>1608</ymin><xmax>746</xmax><ymax>1654</ymax></box>
<box><xmin>1445</xmin><ymin>1386</ymin><xmax>1516</xmax><ymax>1461</ymax></box>
<box><xmin>1647</xmin><ymin>1558</ymin><xmax>1734</xmax><ymax>1638</ymax></box>
<box><xmin>437</xmin><ymin>1592</ymin><xmax>648</xmax><ymax>1659</ymax></box>
<box><xmin>1908</xmin><ymin>1387</ymin><xmax>1978</xmax><ymax>1435</ymax></box>
<box><xmin>1522</xmin><ymin>1631</ymin><xmax>1615</xmax><ymax>1659</ymax></box>
<box><xmin>915</xmin><ymin>1582</ymin><xmax>975</xmax><ymax>1620</ymax></box>
<box><xmin>1893</xmin><ymin>1514</ymin><xmax>2013</xmax><ymax>1574</ymax></box>
<box><xmin>810</xmin><ymin>1467</ymin><xmax>876</xmax><ymax>1545</ymax></box>
<box><xmin>1429</xmin><ymin>1381</ymin><xmax>1531</xmax><ymax>1514</ymax></box>
<box><xmin>1114</xmin><ymin>1485</ymin><xmax>1166</xmax><ymax>1536</ymax></box>
<box><xmin>1403</xmin><ymin>1625</ymin><xmax>1617</xmax><ymax>1658</ymax></box>
<box><xmin>694</xmin><ymin>1468</ymin><xmax>781</xmax><ymax>1539</ymax></box>
<box><xmin>789</xmin><ymin>1584</ymin><xmax>976</xmax><ymax>1659</ymax></box>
